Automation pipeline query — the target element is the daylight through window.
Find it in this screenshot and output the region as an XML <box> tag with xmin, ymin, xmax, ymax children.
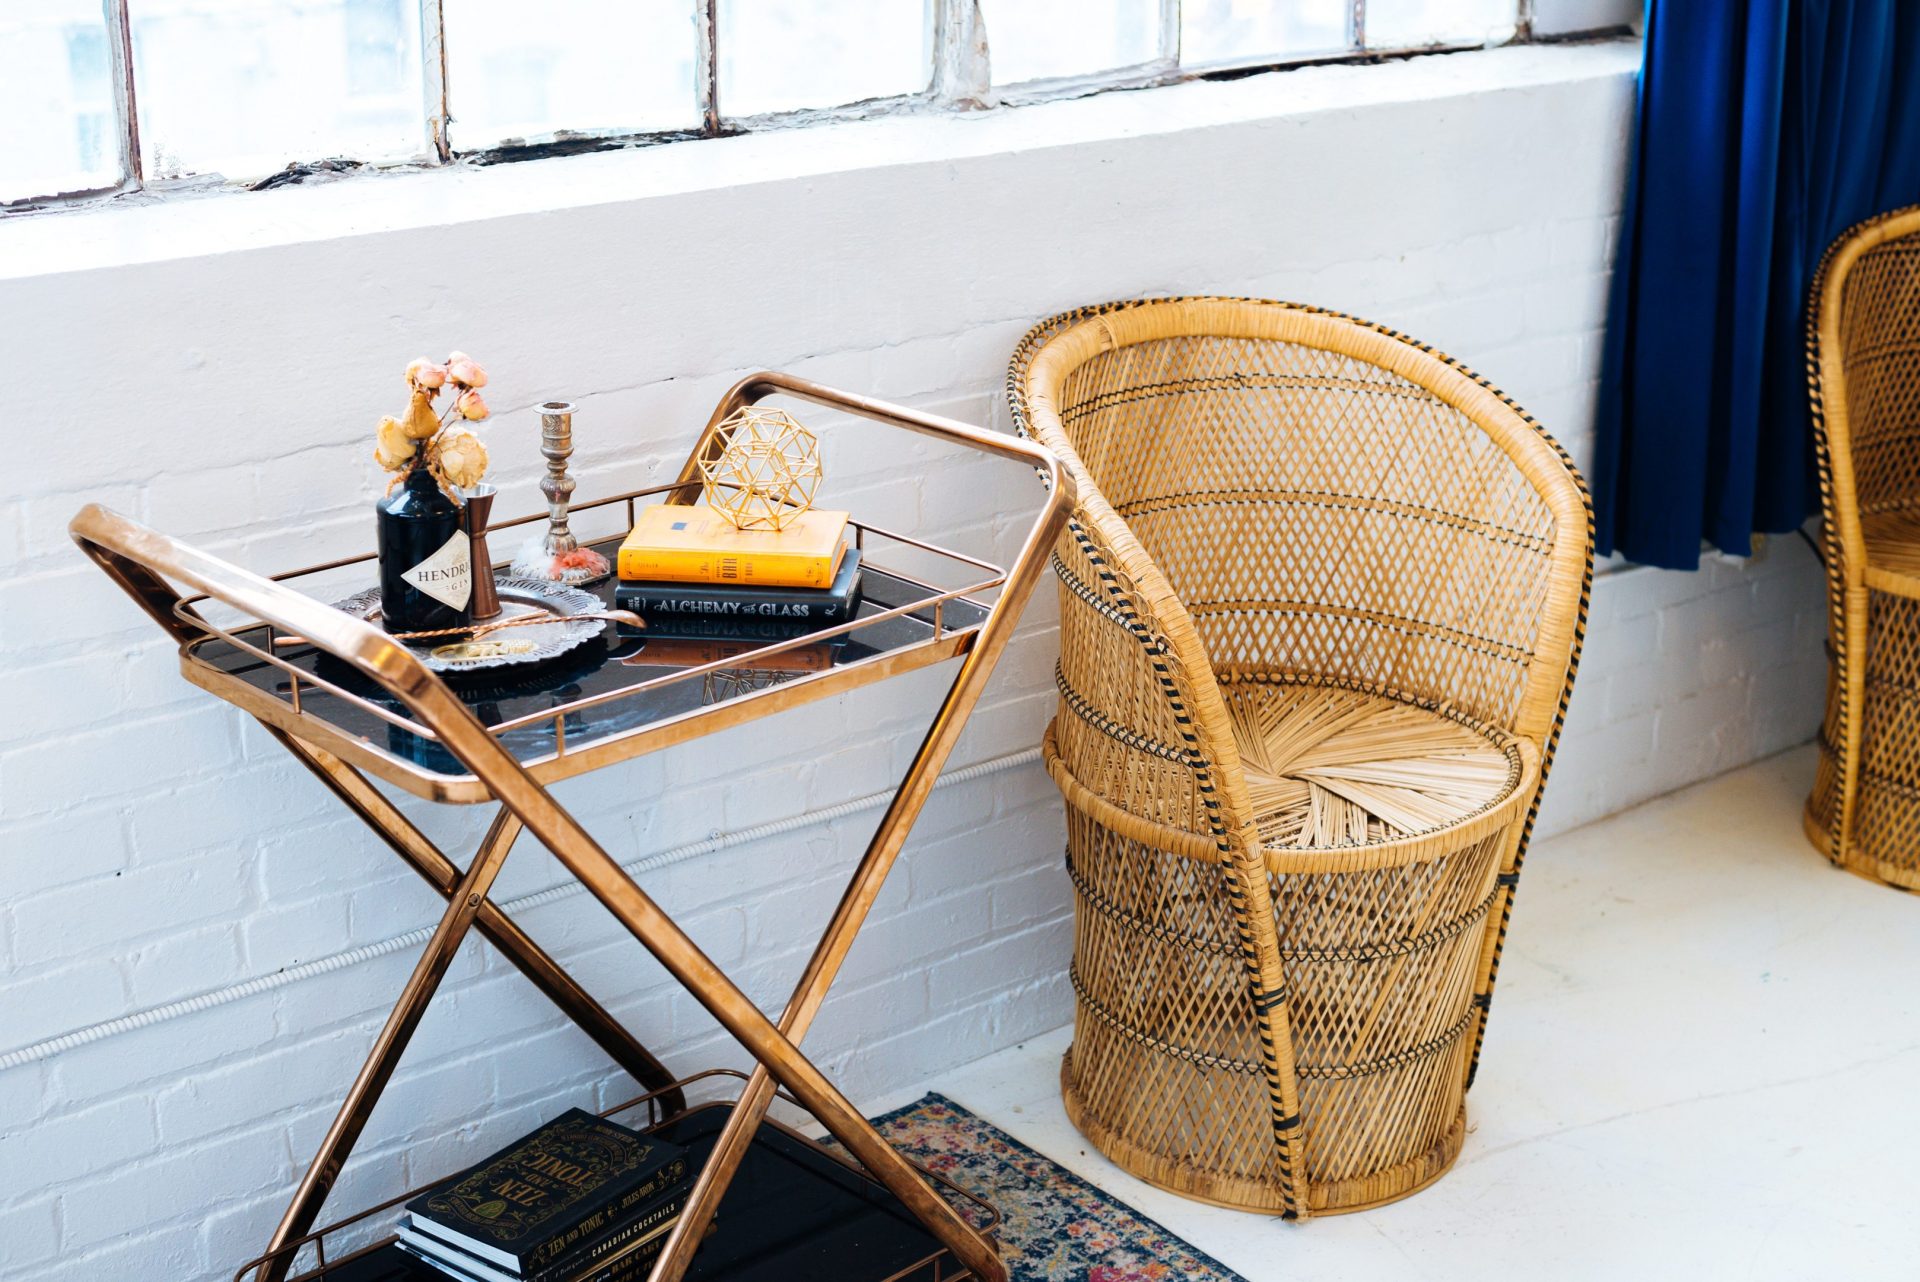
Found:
<box><xmin>2</xmin><ymin>1</ymin><xmax>1544</xmax><ymax>208</ymax></box>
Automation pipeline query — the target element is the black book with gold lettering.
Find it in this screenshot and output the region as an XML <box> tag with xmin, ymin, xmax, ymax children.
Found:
<box><xmin>400</xmin><ymin>1190</ymin><xmax>685</xmax><ymax>1282</ymax></box>
<box><xmin>404</xmin><ymin>1109</ymin><xmax>688</xmax><ymax>1277</ymax></box>
<box><xmin>400</xmin><ymin>1211</ymin><xmax>720</xmax><ymax>1282</ymax></box>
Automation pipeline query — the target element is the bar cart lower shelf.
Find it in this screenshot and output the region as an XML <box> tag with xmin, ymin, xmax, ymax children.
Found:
<box><xmin>234</xmin><ymin>1071</ymin><xmax>1000</xmax><ymax>1282</ymax></box>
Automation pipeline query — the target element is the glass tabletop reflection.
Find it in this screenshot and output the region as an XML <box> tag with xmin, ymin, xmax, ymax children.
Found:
<box><xmin>190</xmin><ymin>564</ymin><xmax>987</xmax><ymax>777</ymax></box>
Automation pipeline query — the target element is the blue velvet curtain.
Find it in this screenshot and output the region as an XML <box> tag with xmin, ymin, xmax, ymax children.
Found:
<box><xmin>1592</xmin><ymin>1</ymin><xmax>1920</xmax><ymax>569</ymax></box>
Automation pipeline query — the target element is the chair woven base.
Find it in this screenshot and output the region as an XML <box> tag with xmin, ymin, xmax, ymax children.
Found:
<box><xmin>1061</xmin><ymin>1052</ymin><xmax>1467</xmax><ymax>1215</ymax></box>
<box><xmin>1805</xmin><ymin>590</ymin><xmax>1920</xmax><ymax>892</ymax></box>
<box><xmin>1054</xmin><ymin>679</ymin><xmax>1528</xmax><ymax>1218</ymax></box>
<box><xmin>1806</xmin><ymin>755</ymin><xmax>1920</xmax><ymax>892</ymax></box>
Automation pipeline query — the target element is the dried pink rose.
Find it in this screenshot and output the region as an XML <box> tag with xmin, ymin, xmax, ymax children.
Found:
<box><xmin>407</xmin><ymin>358</ymin><xmax>449</xmax><ymax>390</ymax></box>
<box><xmin>447</xmin><ymin>357</ymin><xmax>488</xmax><ymax>389</ymax></box>
<box><xmin>373</xmin><ymin>415</ymin><xmax>414</xmax><ymax>471</ymax></box>
<box><xmin>400</xmin><ymin>389</ymin><xmax>441</xmax><ymax>439</ymax></box>
<box><xmin>456</xmin><ymin>389</ymin><xmax>490</xmax><ymax>421</ymax></box>
<box><xmin>434</xmin><ymin>427</ymin><xmax>489</xmax><ymax>489</ymax></box>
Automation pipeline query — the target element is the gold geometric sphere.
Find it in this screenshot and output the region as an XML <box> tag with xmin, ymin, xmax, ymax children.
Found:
<box><xmin>699</xmin><ymin>406</ymin><xmax>823</xmax><ymax>531</ymax></box>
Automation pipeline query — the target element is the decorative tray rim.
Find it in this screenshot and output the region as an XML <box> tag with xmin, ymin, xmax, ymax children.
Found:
<box><xmin>329</xmin><ymin>575</ymin><xmax>608</xmax><ymax>673</ymax></box>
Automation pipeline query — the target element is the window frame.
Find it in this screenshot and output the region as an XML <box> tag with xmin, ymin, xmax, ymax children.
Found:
<box><xmin>5</xmin><ymin>0</ymin><xmax>1617</xmax><ymax>213</ymax></box>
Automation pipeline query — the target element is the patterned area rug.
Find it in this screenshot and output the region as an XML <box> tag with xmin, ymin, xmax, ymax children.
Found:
<box><xmin>863</xmin><ymin>1093</ymin><xmax>1248</xmax><ymax>1282</ymax></box>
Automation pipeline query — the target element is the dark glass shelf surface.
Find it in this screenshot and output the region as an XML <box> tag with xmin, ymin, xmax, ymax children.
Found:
<box><xmin>658</xmin><ymin>1103</ymin><xmax>984</xmax><ymax>1281</ymax></box>
<box><xmin>188</xmin><ymin>558</ymin><xmax>988</xmax><ymax>778</ymax></box>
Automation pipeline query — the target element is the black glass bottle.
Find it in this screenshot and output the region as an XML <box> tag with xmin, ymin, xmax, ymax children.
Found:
<box><xmin>377</xmin><ymin>467</ymin><xmax>473</xmax><ymax>634</ymax></box>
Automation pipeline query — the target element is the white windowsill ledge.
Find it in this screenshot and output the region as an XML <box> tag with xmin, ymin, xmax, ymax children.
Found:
<box><xmin>0</xmin><ymin>39</ymin><xmax>1639</xmax><ymax>283</ymax></box>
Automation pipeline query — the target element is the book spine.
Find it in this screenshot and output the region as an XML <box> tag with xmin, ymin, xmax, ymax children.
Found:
<box><xmin>527</xmin><ymin>1192</ymin><xmax>685</xmax><ymax>1282</ymax></box>
<box><xmin>522</xmin><ymin>1157</ymin><xmax>689</xmax><ymax>1273</ymax></box>
<box><xmin>614</xmin><ymin>586</ymin><xmax>858</xmax><ymax>624</ymax></box>
<box><xmin>573</xmin><ymin>1220</ymin><xmax>678</xmax><ymax>1282</ymax></box>
<box><xmin>616</xmin><ymin>545</ymin><xmax>835</xmax><ymax>588</ymax></box>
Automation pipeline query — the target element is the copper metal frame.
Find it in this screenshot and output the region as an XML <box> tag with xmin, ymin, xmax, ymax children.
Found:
<box><xmin>228</xmin><ymin>1069</ymin><xmax>1003</xmax><ymax>1282</ymax></box>
<box><xmin>71</xmin><ymin>372</ymin><xmax>1072</xmax><ymax>1282</ymax></box>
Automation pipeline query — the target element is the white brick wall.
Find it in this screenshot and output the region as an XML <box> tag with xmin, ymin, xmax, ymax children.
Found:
<box><xmin>0</xmin><ymin>39</ymin><xmax>1825</xmax><ymax>1281</ymax></box>
<box><xmin>1539</xmin><ymin>546</ymin><xmax>1828</xmax><ymax>840</ymax></box>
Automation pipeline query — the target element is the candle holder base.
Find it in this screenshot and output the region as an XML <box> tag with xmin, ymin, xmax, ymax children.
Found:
<box><xmin>510</xmin><ymin>532</ymin><xmax>612</xmax><ymax>587</ymax></box>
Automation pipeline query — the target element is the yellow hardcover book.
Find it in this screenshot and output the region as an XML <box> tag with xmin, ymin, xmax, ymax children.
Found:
<box><xmin>617</xmin><ymin>504</ymin><xmax>849</xmax><ymax>588</ymax></box>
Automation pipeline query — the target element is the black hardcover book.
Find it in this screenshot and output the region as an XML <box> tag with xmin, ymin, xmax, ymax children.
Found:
<box><xmin>405</xmin><ymin>1109</ymin><xmax>688</xmax><ymax>1276</ymax></box>
<box><xmin>399</xmin><ymin>1214</ymin><xmax>703</xmax><ymax>1282</ymax></box>
<box><xmin>405</xmin><ymin>1188</ymin><xmax>687</xmax><ymax>1282</ymax></box>
<box><xmin>615</xmin><ymin>548</ymin><xmax>863</xmax><ymax>626</ymax></box>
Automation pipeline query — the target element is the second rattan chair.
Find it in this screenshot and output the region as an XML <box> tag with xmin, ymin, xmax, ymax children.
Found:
<box><xmin>1806</xmin><ymin>204</ymin><xmax>1920</xmax><ymax>891</ymax></box>
<box><xmin>1009</xmin><ymin>297</ymin><xmax>1591</xmax><ymax>1216</ymax></box>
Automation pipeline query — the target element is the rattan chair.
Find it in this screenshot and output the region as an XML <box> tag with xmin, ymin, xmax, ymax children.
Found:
<box><xmin>1806</xmin><ymin>204</ymin><xmax>1920</xmax><ymax>891</ymax></box>
<box><xmin>1008</xmin><ymin>298</ymin><xmax>1591</xmax><ymax>1216</ymax></box>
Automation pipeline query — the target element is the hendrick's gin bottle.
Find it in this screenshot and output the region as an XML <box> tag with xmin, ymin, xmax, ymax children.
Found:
<box><xmin>377</xmin><ymin>467</ymin><xmax>472</xmax><ymax>634</ymax></box>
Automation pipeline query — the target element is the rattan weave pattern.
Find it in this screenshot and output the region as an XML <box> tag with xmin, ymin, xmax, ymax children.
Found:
<box><xmin>1805</xmin><ymin>205</ymin><xmax>1920</xmax><ymax>890</ymax></box>
<box><xmin>1009</xmin><ymin>297</ymin><xmax>1591</xmax><ymax>1215</ymax></box>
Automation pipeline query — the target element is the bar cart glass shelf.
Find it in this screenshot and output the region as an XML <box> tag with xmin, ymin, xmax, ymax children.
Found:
<box><xmin>183</xmin><ymin>481</ymin><xmax>1000</xmax><ymax>804</ymax></box>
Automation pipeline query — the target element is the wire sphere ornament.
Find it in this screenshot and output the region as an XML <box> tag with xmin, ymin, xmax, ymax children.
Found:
<box><xmin>699</xmin><ymin>407</ymin><xmax>823</xmax><ymax>531</ymax></box>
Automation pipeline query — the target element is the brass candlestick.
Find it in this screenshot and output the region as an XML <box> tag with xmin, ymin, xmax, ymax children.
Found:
<box><xmin>539</xmin><ymin>401</ymin><xmax>580</xmax><ymax>561</ymax></box>
<box><xmin>513</xmin><ymin>399</ymin><xmax>611</xmax><ymax>585</ymax></box>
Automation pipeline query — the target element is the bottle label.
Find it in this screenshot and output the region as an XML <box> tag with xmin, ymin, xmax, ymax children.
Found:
<box><xmin>403</xmin><ymin>530</ymin><xmax>473</xmax><ymax>611</ymax></box>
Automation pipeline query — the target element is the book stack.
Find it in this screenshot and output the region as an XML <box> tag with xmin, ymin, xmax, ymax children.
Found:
<box><xmin>398</xmin><ymin>1109</ymin><xmax>695</xmax><ymax>1282</ymax></box>
<box><xmin>615</xmin><ymin>504</ymin><xmax>863</xmax><ymax>669</ymax></box>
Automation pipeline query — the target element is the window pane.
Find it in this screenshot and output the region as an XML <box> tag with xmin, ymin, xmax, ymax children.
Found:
<box><xmin>1366</xmin><ymin>0</ymin><xmax>1516</xmax><ymax>48</ymax></box>
<box><xmin>128</xmin><ymin>0</ymin><xmax>427</xmax><ymax>181</ymax></box>
<box><xmin>0</xmin><ymin>1</ymin><xmax>120</xmax><ymax>201</ymax></box>
<box><xmin>444</xmin><ymin>1</ymin><xmax>696</xmax><ymax>150</ymax></box>
<box><xmin>1181</xmin><ymin>0</ymin><xmax>1349</xmax><ymax>65</ymax></box>
<box><xmin>718</xmin><ymin>0</ymin><xmax>926</xmax><ymax>118</ymax></box>
<box><xmin>982</xmin><ymin>0</ymin><xmax>1158</xmax><ymax>85</ymax></box>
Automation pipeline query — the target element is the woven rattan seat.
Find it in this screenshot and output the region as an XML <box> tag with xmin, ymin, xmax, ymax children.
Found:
<box><xmin>1227</xmin><ymin>684</ymin><xmax>1514</xmax><ymax>849</ymax></box>
<box><xmin>1856</xmin><ymin>509</ymin><xmax>1920</xmax><ymax>593</ymax></box>
<box><xmin>1806</xmin><ymin>205</ymin><xmax>1920</xmax><ymax>889</ymax></box>
<box><xmin>1010</xmin><ymin>297</ymin><xmax>1591</xmax><ymax>1216</ymax></box>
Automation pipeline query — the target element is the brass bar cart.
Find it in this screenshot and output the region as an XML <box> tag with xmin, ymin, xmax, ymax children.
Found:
<box><xmin>71</xmin><ymin>372</ymin><xmax>1073</xmax><ymax>1282</ymax></box>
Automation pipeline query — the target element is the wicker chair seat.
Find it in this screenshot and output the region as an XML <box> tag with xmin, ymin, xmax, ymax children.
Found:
<box><xmin>1856</xmin><ymin>508</ymin><xmax>1920</xmax><ymax>594</ymax></box>
<box><xmin>1224</xmin><ymin>682</ymin><xmax>1516</xmax><ymax>850</ymax></box>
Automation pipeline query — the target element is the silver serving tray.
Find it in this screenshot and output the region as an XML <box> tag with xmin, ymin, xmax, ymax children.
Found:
<box><xmin>332</xmin><ymin>577</ymin><xmax>608</xmax><ymax>673</ymax></box>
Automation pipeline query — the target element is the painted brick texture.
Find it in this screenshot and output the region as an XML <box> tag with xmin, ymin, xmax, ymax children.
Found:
<box><xmin>0</xmin><ymin>40</ymin><xmax>1824</xmax><ymax>1282</ymax></box>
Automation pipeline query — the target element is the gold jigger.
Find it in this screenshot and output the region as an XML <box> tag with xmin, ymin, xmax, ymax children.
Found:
<box><xmin>463</xmin><ymin>484</ymin><xmax>501</xmax><ymax>621</ymax></box>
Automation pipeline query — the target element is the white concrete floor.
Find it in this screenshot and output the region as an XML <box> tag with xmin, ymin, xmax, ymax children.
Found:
<box><xmin>874</xmin><ymin>745</ymin><xmax>1920</xmax><ymax>1281</ymax></box>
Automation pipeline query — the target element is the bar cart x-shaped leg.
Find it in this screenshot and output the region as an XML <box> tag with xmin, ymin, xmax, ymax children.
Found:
<box><xmin>262</xmin><ymin>755</ymin><xmax>1009</xmax><ymax>1282</ymax></box>
<box><xmin>268</xmin><ymin>728</ymin><xmax>688</xmax><ymax>1119</ymax></box>
<box><xmin>71</xmin><ymin>371</ymin><xmax>1075</xmax><ymax>1282</ymax></box>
